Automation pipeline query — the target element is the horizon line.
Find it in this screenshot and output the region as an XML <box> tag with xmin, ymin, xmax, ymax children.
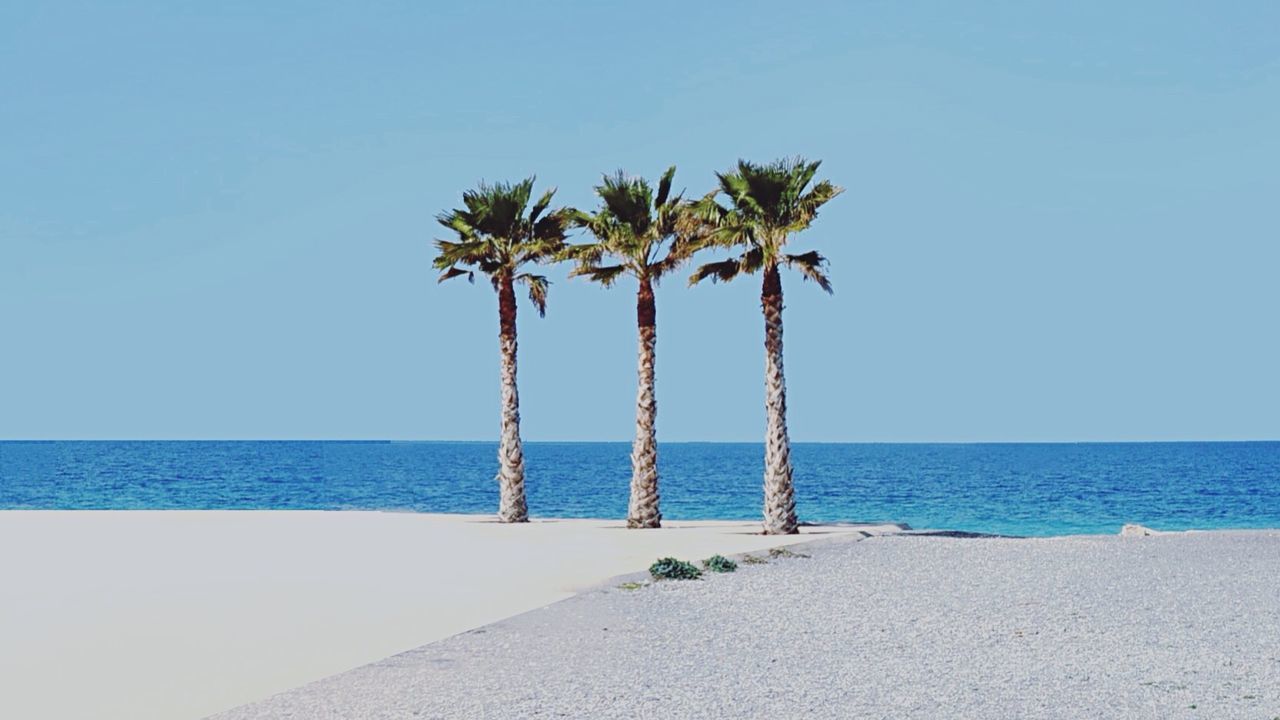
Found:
<box><xmin>3</xmin><ymin>438</ymin><xmax>1278</xmax><ymax>445</ymax></box>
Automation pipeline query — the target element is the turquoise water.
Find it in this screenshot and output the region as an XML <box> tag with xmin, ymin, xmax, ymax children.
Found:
<box><xmin>2</xmin><ymin>441</ymin><xmax>1278</xmax><ymax>536</ymax></box>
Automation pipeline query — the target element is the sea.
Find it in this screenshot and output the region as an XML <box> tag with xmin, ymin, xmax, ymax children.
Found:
<box><xmin>1</xmin><ymin>441</ymin><xmax>1278</xmax><ymax>537</ymax></box>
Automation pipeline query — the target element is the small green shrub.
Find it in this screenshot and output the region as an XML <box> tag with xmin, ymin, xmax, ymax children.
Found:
<box><xmin>740</xmin><ymin>554</ymin><xmax>769</xmax><ymax>565</ymax></box>
<box><xmin>768</xmin><ymin>546</ymin><xmax>811</xmax><ymax>559</ymax></box>
<box><xmin>649</xmin><ymin>557</ymin><xmax>702</xmax><ymax>580</ymax></box>
<box><xmin>702</xmin><ymin>554</ymin><xmax>738</xmax><ymax>573</ymax></box>
<box><xmin>618</xmin><ymin>581</ymin><xmax>645</xmax><ymax>591</ymax></box>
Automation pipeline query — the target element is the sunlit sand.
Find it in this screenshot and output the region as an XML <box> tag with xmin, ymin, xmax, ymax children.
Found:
<box><xmin>0</xmin><ymin>511</ymin><xmax>894</xmax><ymax>720</ymax></box>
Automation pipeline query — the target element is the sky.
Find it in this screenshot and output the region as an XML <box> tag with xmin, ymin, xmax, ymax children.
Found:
<box><xmin>2</xmin><ymin>1</ymin><xmax>1278</xmax><ymax>442</ymax></box>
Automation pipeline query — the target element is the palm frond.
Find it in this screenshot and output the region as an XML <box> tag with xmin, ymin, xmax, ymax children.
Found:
<box><xmin>437</xmin><ymin>266</ymin><xmax>475</xmax><ymax>284</ymax></box>
<box><xmin>654</xmin><ymin>195</ymin><xmax>686</xmax><ymax>239</ymax></box>
<box><xmin>436</xmin><ymin>211</ymin><xmax>477</xmax><ymax>241</ymax></box>
<box><xmin>648</xmin><ymin>250</ymin><xmax>688</xmax><ymax>285</ymax></box>
<box><xmin>532</xmin><ymin>206</ymin><xmax>575</xmax><ymax>244</ymax></box>
<box><xmin>738</xmin><ymin>246</ymin><xmax>767</xmax><ymax>275</ymax></box>
<box><xmin>518</xmin><ymin>235</ymin><xmax>568</xmax><ymax>265</ymax></box>
<box><xmin>596</xmin><ymin>170</ymin><xmax>653</xmax><ymax>236</ymax></box>
<box><xmin>780</xmin><ymin>159</ymin><xmax>822</xmax><ymax>215</ymax></box>
<box><xmin>515</xmin><ymin>273</ymin><xmax>550</xmax><ymax>317</ymax></box>
<box><xmin>689</xmin><ymin>258</ymin><xmax>743</xmax><ymax>286</ymax></box>
<box><xmin>570</xmin><ymin>263</ymin><xmax>628</xmax><ymax>287</ymax></box>
<box><xmin>678</xmin><ymin>192</ymin><xmax>731</xmax><ymax>250</ymax></box>
<box><xmin>784</xmin><ymin>250</ymin><xmax>833</xmax><ymax>294</ymax></box>
<box><xmin>712</xmin><ymin>221</ymin><xmax>765</xmax><ymax>252</ymax></box>
<box><xmin>432</xmin><ymin>238</ymin><xmax>493</xmax><ymax>269</ymax></box>
<box><xmin>718</xmin><ymin>169</ymin><xmax>767</xmax><ymax>220</ymax></box>
<box><xmin>654</xmin><ymin>165</ymin><xmax>677</xmax><ymax>209</ymax></box>
<box><xmin>528</xmin><ymin>186</ymin><xmax>557</xmax><ymax>226</ymax></box>
<box><xmin>792</xmin><ymin>180</ymin><xmax>844</xmax><ymax>230</ymax></box>
<box><xmin>565</xmin><ymin>207</ymin><xmax>594</xmax><ymax>230</ymax></box>
<box><xmin>558</xmin><ymin>241</ymin><xmax>607</xmax><ymax>265</ymax></box>
<box><xmin>461</xmin><ymin>177</ymin><xmax>534</xmax><ymax>240</ymax></box>
<box><xmin>685</xmin><ymin>190</ymin><xmax>726</xmax><ymax>224</ymax></box>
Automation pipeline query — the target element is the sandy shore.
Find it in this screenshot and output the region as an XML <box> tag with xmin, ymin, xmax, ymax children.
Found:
<box><xmin>0</xmin><ymin>511</ymin><xmax>892</xmax><ymax>720</ymax></box>
<box><xmin>216</xmin><ymin>529</ymin><xmax>1280</xmax><ymax>720</ymax></box>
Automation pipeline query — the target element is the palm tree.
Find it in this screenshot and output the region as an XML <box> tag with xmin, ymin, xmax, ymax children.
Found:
<box><xmin>434</xmin><ymin>178</ymin><xmax>575</xmax><ymax>523</ymax></box>
<box><xmin>686</xmin><ymin>158</ymin><xmax>843</xmax><ymax>534</ymax></box>
<box><xmin>562</xmin><ymin>167</ymin><xmax>688</xmax><ymax>528</ymax></box>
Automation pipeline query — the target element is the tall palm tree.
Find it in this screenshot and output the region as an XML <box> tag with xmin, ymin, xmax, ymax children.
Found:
<box><xmin>562</xmin><ymin>167</ymin><xmax>688</xmax><ymax>528</ymax></box>
<box><xmin>434</xmin><ymin>178</ymin><xmax>574</xmax><ymax>523</ymax></box>
<box><xmin>686</xmin><ymin>158</ymin><xmax>843</xmax><ymax>534</ymax></box>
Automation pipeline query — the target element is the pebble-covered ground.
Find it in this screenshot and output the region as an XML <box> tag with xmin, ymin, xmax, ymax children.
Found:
<box><xmin>215</xmin><ymin>531</ymin><xmax>1280</xmax><ymax>719</ymax></box>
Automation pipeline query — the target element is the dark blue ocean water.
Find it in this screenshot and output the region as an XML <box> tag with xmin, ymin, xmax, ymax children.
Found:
<box><xmin>2</xmin><ymin>441</ymin><xmax>1278</xmax><ymax>537</ymax></box>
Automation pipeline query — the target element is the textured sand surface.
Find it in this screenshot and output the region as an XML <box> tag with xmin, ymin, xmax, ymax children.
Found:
<box><xmin>217</xmin><ymin>531</ymin><xmax>1280</xmax><ymax>720</ymax></box>
<box><xmin>0</xmin><ymin>511</ymin><xmax>886</xmax><ymax>720</ymax></box>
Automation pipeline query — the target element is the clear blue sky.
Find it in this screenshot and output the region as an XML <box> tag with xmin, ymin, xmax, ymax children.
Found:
<box><xmin>2</xmin><ymin>1</ymin><xmax>1277</xmax><ymax>441</ymax></box>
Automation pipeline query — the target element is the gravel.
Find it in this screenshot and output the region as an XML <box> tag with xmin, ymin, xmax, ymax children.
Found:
<box><xmin>213</xmin><ymin>531</ymin><xmax>1280</xmax><ymax>719</ymax></box>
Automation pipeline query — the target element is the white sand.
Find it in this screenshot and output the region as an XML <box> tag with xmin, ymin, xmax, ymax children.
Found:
<box><xmin>0</xmin><ymin>511</ymin><xmax>892</xmax><ymax>720</ymax></box>
<box><xmin>217</xmin><ymin>530</ymin><xmax>1280</xmax><ymax>720</ymax></box>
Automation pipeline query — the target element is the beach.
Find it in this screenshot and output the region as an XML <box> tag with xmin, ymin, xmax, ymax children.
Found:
<box><xmin>214</xmin><ymin>529</ymin><xmax>1280</xmax><ymax>720</ymax></box>
<box><xmin>0</xmin><ymin>511</ymin><xmax>888</xmax><ymax>720</ymax></box>
<box><xmin>5</xmin><ymin>513</ymin><xmax>1278</xmax><ymax>719</ymax></box>
<box><xmin>6</xmin><ymin>2</ymin><xmax>1275</xmax><ymax>718</ymax></box>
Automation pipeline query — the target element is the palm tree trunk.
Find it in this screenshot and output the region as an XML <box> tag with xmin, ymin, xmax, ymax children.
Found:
<box><xmin>496</xmin><ymin>274</ymin><xmax>529</xmax><ymax>523</ymax></box>
<box><xmin>761</xmin><ymin>264</ymin><xmax>798</xmax><ymax>534</ymax></box>
<box><xmin>628</xmin><ymin>277</ymin><xmax>661</xmax><ymax>528</ymax></box>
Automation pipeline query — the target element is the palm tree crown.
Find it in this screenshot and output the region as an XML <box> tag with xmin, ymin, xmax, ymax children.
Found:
<box><xmin>561</xmin><ymin>166</ymin><xmax>688</xmax><ymax>285</ymax></box>
<box><xmin>687</xmin><ymin>157</ymin><xmax>843</xmax><ymax>290</ymax></box>
<box><xmin>434</xmin><ymin>177</ymin><xmax>575</xmax><ymax>314</ymax></box>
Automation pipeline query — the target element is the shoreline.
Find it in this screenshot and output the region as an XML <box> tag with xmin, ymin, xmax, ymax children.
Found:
<box><xmin>4</xmin><ymin>507</ymin><xmax>1276</xmax><ymax>539</ymax></box>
